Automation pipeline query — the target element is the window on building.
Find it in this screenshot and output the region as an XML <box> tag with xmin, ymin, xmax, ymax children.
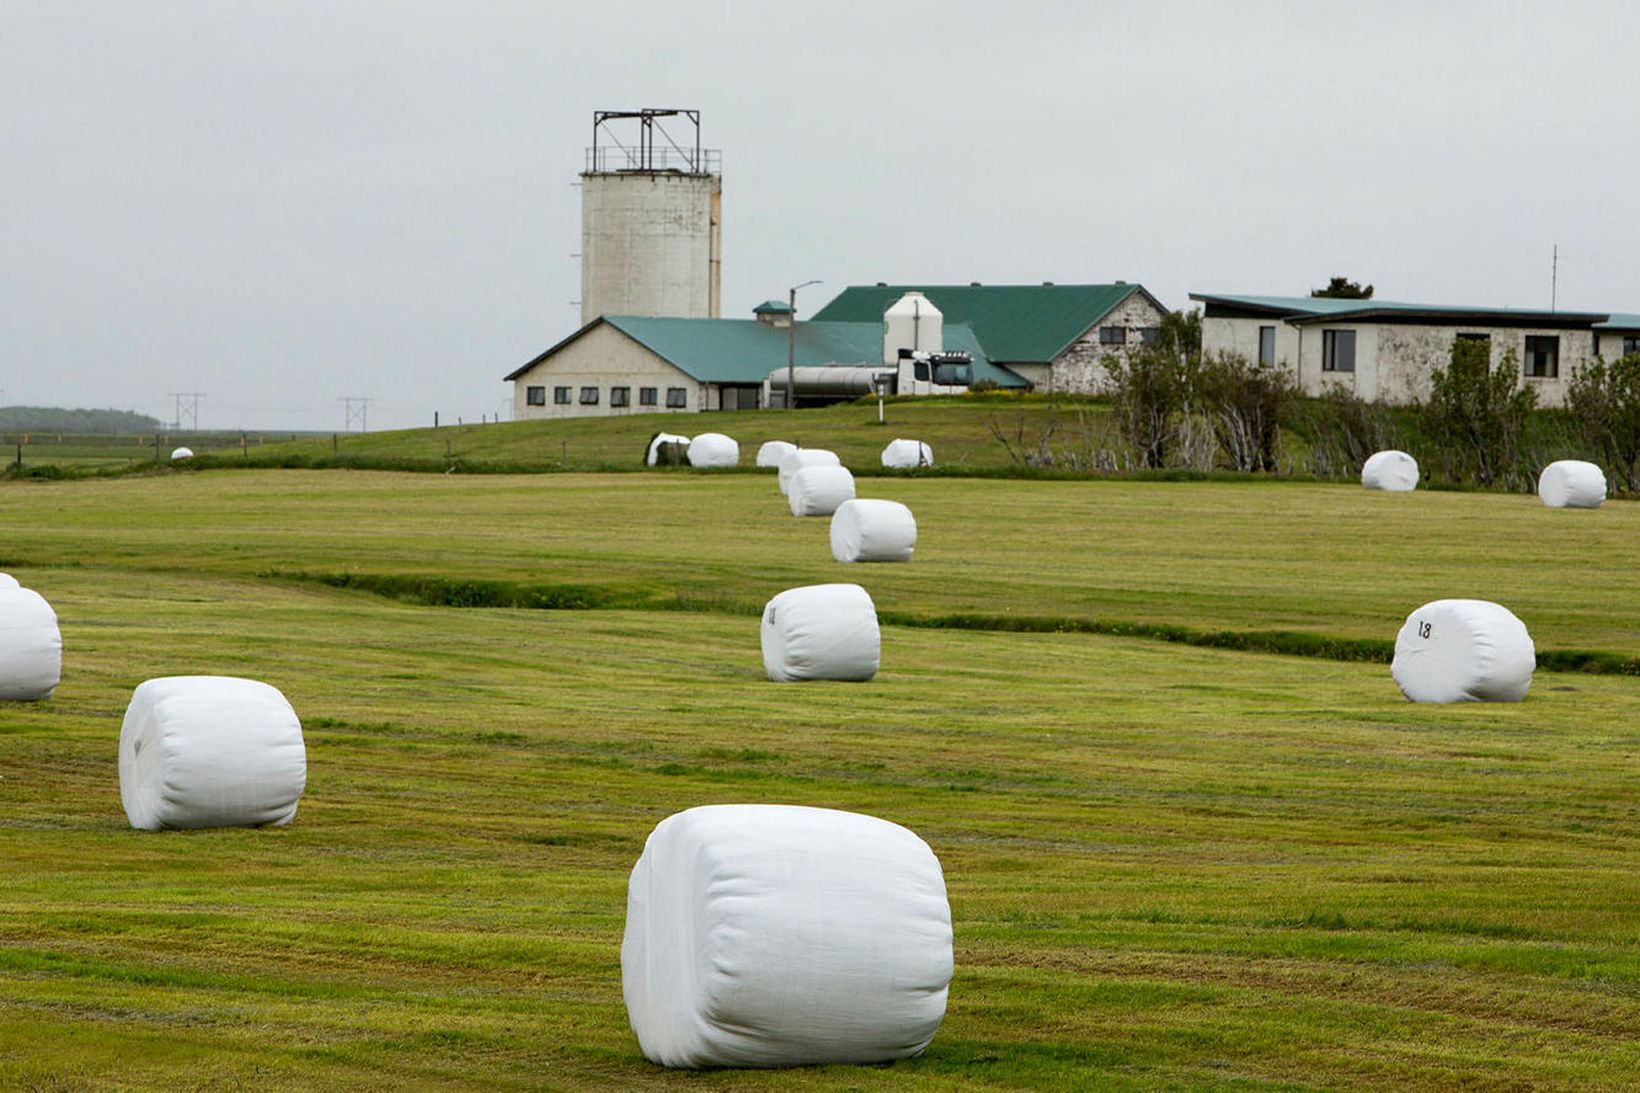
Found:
<box><xmin>553</xmin><ymin>386</ymin><xmax>571</xmax><ymax>405</ymax></box>
<box><xmin>1139</xmin><ymin>327</ymin><xmax>1160</xmax><ymax>347</ymax></box>
<box><xmin>1524</xmin><ymin>335</ymin><xmax>1559</xmax><ymax>378</ymax></box>
<box><xmin>1321</xmin><ymin>329</ymin><xmax>1356</xmax><ymax>373</ymax></box>
<box><xmin>525</xmin><ymin>385</ymin><xmax>546</xmax><ymax>406</ymax></box>
<box><xmin>1099</xmin><ymin>325</ymin><xmax>1126</xmax><ymax>345</ymax></box>
<box><xmin>639</xmin><ymin>386</ymin><xmax>657</xmax><ymax>406</ymax></box>
<box><xmin>1624</xmin><ymin>336</ymin><xmax>1640</xmax><ymax>356</ymax></box>
<box><xmin>722</xmin><ymin>385</ymin><xmax>760</xmax><ymax>410</ymax></box>
<box><xmin>665</xmin><ymin>387</ymin><xmax>687</xmax><ymax>409</ymax></box>
<box><xmin>579</xmin><ymin>386</ymin><xmax>599</xmax><ymax>405</ymax></box>
<box><xmin>1258</xmin><ymin>326</ymin><xmax>1276</xmax><ymax>367</ymax></box>
<box><xmin>610</xmin><ymin>386</ymin><xmax>630</xmax><ymax>408</ymax></box>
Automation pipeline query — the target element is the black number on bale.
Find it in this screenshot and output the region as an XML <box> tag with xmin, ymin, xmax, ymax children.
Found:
<box><xmin>1418</xmin><ymin>621</ymin><xmax>1432</xmax><ymax>639</ymax></box>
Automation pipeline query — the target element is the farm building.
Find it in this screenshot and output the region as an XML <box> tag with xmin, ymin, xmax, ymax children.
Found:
<box><xmin>1191</xmin><ymin>293</ymin><xmax>1640</xmax><ymax>407</ymax></box>
<box><xmin>1596</xmin><ymin>313</ymin><xmax>1640</xmax><ymax>360</ymax></box>
<box><xmin>505</xmin><ymin>306</ymin><xmax>1020</xmax><ymax>419</ymax></box>
<box><xmin>812</xmin><ymin>282</ymin><xmax>1169</xmax><ymax>393</ymax></box>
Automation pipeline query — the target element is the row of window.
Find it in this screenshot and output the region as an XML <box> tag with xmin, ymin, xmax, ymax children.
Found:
<box><xmin>525</xmin><ymin>385</ymin><xmax>687</xmax><ymax>408</ymax></box>
<box><xmin>1098</xmin><ymin>325</ymin><xmax>1162</xmax><ymax>346</ymax></box>
<box><xmin>1257</xmin><ymin>325</ymin><xmax>1598</xmax><ymax>379</ymax></box>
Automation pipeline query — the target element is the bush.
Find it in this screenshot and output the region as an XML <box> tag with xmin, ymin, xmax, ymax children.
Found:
<box><xmin>1422</xmin><ymin>340</ymin><xmax>1536</xmax><ymax>487</ymax></box>
<box><xmin>1199</xmin><ymin>352</ymin><xmax>1299</xmax><ymax>472</ymax></box>
<box><xmin>1296</xmin><ymin>388</ymin><xmax>1405</xmax><ymax>478</ymax></box>
<box><xmin>1103</xmin><ymin>342</ymin><xmax>1198</xmax><ymax>469</ymax></box>
<box><xmin>1565</xmin><ymin>352</ymin><xmax>1640</xmax><ymax>492</ymax></box>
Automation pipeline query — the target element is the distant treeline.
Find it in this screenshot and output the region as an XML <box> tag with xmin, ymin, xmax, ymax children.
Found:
<box><xmin>0</xmin><ymin>406</ymin><xmax>163</xmax><ymax>433</ymax></box>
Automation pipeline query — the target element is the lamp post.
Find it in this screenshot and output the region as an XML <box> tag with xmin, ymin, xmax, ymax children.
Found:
<box><xmin>787</xmin><ymin>279</ymin><xmax>821</xmax><ymax>411</ymax></box>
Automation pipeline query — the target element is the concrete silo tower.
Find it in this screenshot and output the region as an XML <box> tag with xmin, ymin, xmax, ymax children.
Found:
<box><xmin>580</xmin><ymin>109</ymin><xmax>722</xmax><ymax>325</ymax></box>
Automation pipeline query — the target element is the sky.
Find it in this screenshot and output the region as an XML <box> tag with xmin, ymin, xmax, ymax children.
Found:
<box><xmin>4</xmin><ymin>1</ymin><xmax>1637</xmax><ymax>431</ymax></box>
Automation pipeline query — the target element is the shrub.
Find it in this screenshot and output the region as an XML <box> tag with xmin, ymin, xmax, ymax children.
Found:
<box><xmin>1422</xmin><ymin>340</ymin><xmax>1536</xmax><ymax>486</ymax></box>
<box><xmin>1199</xmin><ymin>352</ymin><xmax>1299</xmax><ymax>472</ymax></box>
<box><xmin>1297</xmin><ymin>388</ymin><xmax>1404</xmax><ymax>478</ymax></box>
<box><xmin>1565</xmin><ymin>352</ymin><xmax>1640</xmax><ymax>492</ymax></box>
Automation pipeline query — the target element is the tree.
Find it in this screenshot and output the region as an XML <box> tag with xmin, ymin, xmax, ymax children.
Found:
<box><xmin>1199</xmin><ymin>352</ymin><xmax>1299</xmax><ymax>472</ymax></box>
<box><xmin>1311</xmin><ymin>277</ymin><xmax>1374</xmax><ymax>300</ymax></box>
<box><xmin>1565</xmin><ymin>352</ymin><xmax>1640</xmax><ymax>492</ymax></box>
<box><xmin>1103</xmin><ymin>336</ymin><xmax>1198</xmax><ymax>469</ymax></box>
<box><xmin>1155</xmin><ymin>308</ymin><xmax>1202</xmax><ymax>356</ymax></box>
<box><xmin>1422</xmin><ymin>338</ymin><xmax>1535</xmax><ymax>486</ymax></box>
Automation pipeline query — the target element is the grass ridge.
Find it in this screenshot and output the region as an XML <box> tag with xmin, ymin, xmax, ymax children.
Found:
<box><xmin>274</xmin><ymin>569</ymin><xmax>1640</xmax><ymax>675</ymax></box>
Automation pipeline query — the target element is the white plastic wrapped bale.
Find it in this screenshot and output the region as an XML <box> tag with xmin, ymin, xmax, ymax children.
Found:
<box><xmin>1391</xmin><ymin>599</ymin><xmax>1536</xmax><ymax>704</ymax></box>
<box><xmin>622</xmin><ymin>804</ymin><xmax>952</xmax><ymax>1069</ymax></box>
<box><xmin>0</xmin><ymin>573</ymin><xmax>19</xmax><ymax>589</ymax></box>
<box><xmin>830</xmin><ymin>499</ymin><xmax>917</xmax><ymax>563</ymax></box>
<box><xmin>1538</xmin><ymin>459</ymin><xmax>1606</xmax><ymax>508</ymax></box>
<box><xmin>777</xmin><ymin>448</ymin><xmax>840</xmax><ymax>495</ymax></box>
<box><xmin>119</xmin><ymin>676</ymin><xmax>308</xmax><ymax>831</ymax></box>
<box><xmin>645</xmin><ymin>432</ymin><xmax>692</xmax><ymax>466</ymax></box>
<box><xmin>0</xmin><ymin>588</ymin><xmax>62</xmax><ymax>701</ymax></box>
<box><xmin>755</xmin><ymin>440</ymin><xmax>797</xmax><ymax>468</ymax></box>
<box><xmin>170</xmin><ymin>446</ymin><xmax>194</xmax><ymax>460</ymax></box>
<box><xmin>881</xmin><ymin>438</ymin><xmax>933</xmax><ymax>469</ymax></box>
<box><xmin>761</xmin><ymin>582</ymin><xmax>879</xmax><ymax>682</ymax></box>
<box><xmin>687</xmin><ymin>432</ymin><xmax>740</xmax><ymax>468</ymax></box>
<box><xmin>1361</xmin><ymin>450</ymin><xmax>1419</xmax><ymax>491</ymax></box>
<box><xmin>786</xmin><ymin>465</ymin><xmax>856</xmax><ymax>517</ymax></box>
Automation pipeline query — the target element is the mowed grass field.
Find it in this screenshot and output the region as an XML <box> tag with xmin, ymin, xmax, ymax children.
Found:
<box><xmin>1</xmin><ymin>469</ymin><xmax>1637</xmax><ymax>1090</ymax></box>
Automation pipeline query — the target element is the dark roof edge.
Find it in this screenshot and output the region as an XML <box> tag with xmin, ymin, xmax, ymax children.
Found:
<box><xmin>1189</xmin><ymin>293</ymin><xmax>1610</xmax><ymax>327</ymax></box>
<box><xmin>505</xmin><ymin>318</ymin><xmax>612</xmax><ymax>381</ymax></box>
<box><xmin>1285</xmin><ymin>307</ymin><xmax>1609</xmax><ymax>327</ymax></box>
<box><xmin>1049</xmin><ymin>283</ymin><xmax>1169</xmax><ymax>362</ymax></box>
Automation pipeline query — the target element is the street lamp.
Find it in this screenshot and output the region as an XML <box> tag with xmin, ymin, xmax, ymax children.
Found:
<box><xmin>787</xmin><ymin>279</ymin><xmax>822</xmax><ymax>411</ymax></box>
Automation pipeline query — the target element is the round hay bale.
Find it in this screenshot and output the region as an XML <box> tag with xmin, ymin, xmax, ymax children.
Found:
<box><xmin>0</xmin><ymin>587</ymin><xmax>61</xmax><ymax>701</ymax></box>
<box><xmin>1537</xmin><ymin>460</ymin><xmax>1605</xmax><ymax>508</ymax></box>
<box><xmin>881</xmin><ymin>438</ymin><xmax>933</xmax><ymax>469</ymax></box>
<box><xmin>755</xmin><ymin>440</ymin><xmax>797</xmax><ymax>468</ymax></box>
<box><xmin>0</xmin><ymin>573</ymin><xmax>19</xmax><ymax>590</ymax></box>
<box><xmin>687</xmin><ymin>433</ymin><xmax>739</xmax><ymax>468</ymax></box>
<box><xmin>1361</xmin><ymin>450</ymin><xmax>1418</xmax><ymax>491</ymax></box>
<box><xmin>777</xmin><ymin>448</ymin><xmax>840</xmax><ymax>495</ymax></box>
<box><xmin>1392</xmin><ymin>599</ymin><xmax>1535</xmax><ymax>703</ymax></box>
<box><xmin>621</xmin><ymin>804</ymin><xmax>951</xmax><ymax>1068</ymax></box>
<box><xmin>787</xmin><ymin>465</ymin><xmax>855</xmax><ymax>516</ymax></box>
<box><xmin>830</xmin><ymin>499</ymin><xmax>917</xmax><ymax>563</ymax></box>
<box><xmin>760</xmin><ymin>582</ymin><xmax>879</xmax><ymax>682</ymax></box>
<box><xmin>119</xmin><ymin>676</ymin><xmax>307</xmax><ymax>831</ymax></box>
<box><xmin>645</xmin><ymin>432</ymin><xmax>692</xmax><ymax>466</ymax></box>
<box><xmin>170</xmin><ymin>446</ymin><xmax>194</xmax><ymax>460</ymax></box>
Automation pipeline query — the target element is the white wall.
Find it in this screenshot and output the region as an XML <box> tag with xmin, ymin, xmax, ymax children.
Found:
<box><xmin>580</xmin><ymin>172</ymin><xmax>722</xmax><ymax>326</ymax></box>
<box><xmin>1203</xmin><ymin>316</ymin><xmax>1594</xmax><ymax>407</ymax></box>
<box><xmin>1043</xmin><ymin>293</ymin><xmax>1170</xmax><ymax>392</ymax></box>
<box><xmin>511</xmin><ymin>323</ymin><xmax>703</xmax><ymax>420</ymax></box>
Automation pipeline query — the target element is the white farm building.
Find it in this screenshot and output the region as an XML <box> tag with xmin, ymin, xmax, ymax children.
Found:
<box><xmin>1192</xmin><ymin>293</ymin><xmax>1640</xmax><ymax>407</ymax></box>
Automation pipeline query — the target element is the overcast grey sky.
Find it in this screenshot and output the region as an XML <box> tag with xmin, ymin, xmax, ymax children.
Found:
<box><xmin>5</xmin><ymin>1</ymin><xmax>1637</xmax><ymax>430</ymax></box>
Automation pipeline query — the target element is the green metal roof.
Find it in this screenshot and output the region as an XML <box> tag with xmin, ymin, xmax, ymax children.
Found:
<box><xmin>1191</xmin><ymin>293</ymin><xmax>1609</xmax><ymax>326</ymax></box>
<box><xmin>751</xmin><ymin>299</ymin><xmax>792</xmax><ymax>314</ymax></box>
<box><xmin>507</xmin><ymin>316</ymin><xmax>1026</xmax><ymax>387</ymax></box>
<box><xmin>811</xmin><ymin>283</ymin><xmax>1154</xmax><ymax>364</ymax></box>
<box><xmin>1596</xmin><ymin>313</ymin><xmax>1640</xmax><ymax>332</ymax></box>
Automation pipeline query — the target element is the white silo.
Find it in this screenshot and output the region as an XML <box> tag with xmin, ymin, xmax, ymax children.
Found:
<box><xmin>580</xmin><ymin>109</ymin><xmax>722</xmax><ymax>326</ymax></box>
<box><xmin>882</xmin><ymin>291</ymin><xmax>943</xmax><ymax>365</ymax></box>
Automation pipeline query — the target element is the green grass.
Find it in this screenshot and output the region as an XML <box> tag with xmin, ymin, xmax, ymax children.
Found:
<box><xmin>6</xmin><ymin>398</ymin><xmax>1091</xmax><ymax>477</ymax></box>
<box><xmin>4</xmin><ymin>470</ymin><xmax>1637</xmax><ymax>656</ymax></box>
<box><xmin>0</xmin><ymin>430</ymin><xmax>309</xmax><ymax>472</ymax></box>
<box><xmin>1</xmin><ymin>471</ymin><xmax>1637</xmax><ymax>1089</ymax></box>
